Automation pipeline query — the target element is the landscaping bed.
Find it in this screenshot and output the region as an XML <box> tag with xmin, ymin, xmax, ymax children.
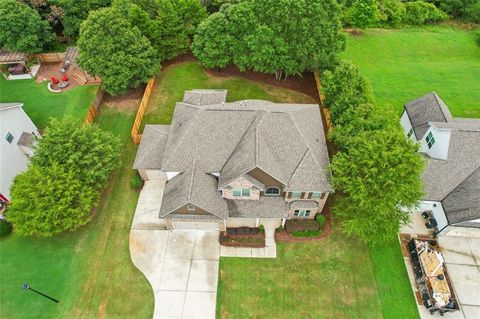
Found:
<box><xmin>219</xmin><ymin>227</ymin><xmax>265</xmax><ymax>248</ymax></box>
<box><xmin>276</xmin><ymin>209</ymin><xmax>332</xmax><ymax>243</ymax></box>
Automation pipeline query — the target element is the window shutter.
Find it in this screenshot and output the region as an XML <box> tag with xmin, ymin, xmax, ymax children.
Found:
<box><xmin>307</xmin><ymin>192</ymin><xmax>312</xmax><ymax>199</ymax></box>
<box><xmin>287</xmin><ymin>192</ymin><xmax>291</xmax><ymax>199</ymax></box>
<box><xmin>300</xmin><ymin>192</ymin><xmax>305</xmax><ymax>199</ymax></box>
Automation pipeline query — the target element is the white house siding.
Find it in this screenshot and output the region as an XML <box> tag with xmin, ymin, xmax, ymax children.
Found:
<box><xmin>222</xmin><ymin>177</ymin><xmax>261</xmax><ymax>200</ymax></box>
<box><xmin>0</xmin><ymin>105</ymin><xmax>39</xmax><ymax>201</ymax></box>
<box><xmin>400</xmin><ymin>111</ymin><xmax>416</xmax><ymax>141</ymax></box>
<box><xmin>442</xmin><ymin>226</ymin><xmax>480</xmax><ymax>238</ymax></box>
<box><xmin>418</xmin><ymin>126</ymin><xmax>451</xmax><ymax>160</ymax></box>
<box><xmin>226</xmin><ymin>218</ymin><xmax>257</xmax><ymax>228</ymax></box>
<box><xmin>418</xmin><ymin>201</ymin><xmax>449</xmax><ymax>231</ymax></box>
<box><xmin>145</xmin><ymin>169</ymin><xmax>167</xmax><ymax>180</ymax></box>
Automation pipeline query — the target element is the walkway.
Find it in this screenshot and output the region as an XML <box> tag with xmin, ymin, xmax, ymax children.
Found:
<box><xmin>130</xmin><ymin>180</ymin><xmax>220</xmax><ymax>319</ymax></box>
<box><xmin>220</xmin><ymin>224</ymin><xmax>277</xmax><ymax>258</ymax></box>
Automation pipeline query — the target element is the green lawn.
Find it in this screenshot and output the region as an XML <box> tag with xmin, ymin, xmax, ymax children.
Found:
<box><xmin>142</xmin><ymin>61</ymin><xmax>316</xmax><ymax>129</ymax></box>
<box><xmin>0</xmin><ymin>77</ymin><xmax>98</xmax><ymax>128</ymax></box>
<box><xmin>0</xmin><ymin>107</ymin><xmax>153</xmax><ymax>319</ymax></box>
<box><xmin>343</xmin><ymin>27</ymin><xmax>480</xmax><ymax>118</ymax></box>
<box><xmin>217</xmin><ymin>225</ymin><xmax>384</xmax><ymax>319</ymax></box>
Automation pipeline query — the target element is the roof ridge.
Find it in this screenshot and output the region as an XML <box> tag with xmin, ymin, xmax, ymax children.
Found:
<box><xmin>288</xmin><ymin>148</ymin><xmax>309</xmax><ymax>184</ymax></box>
<box><xmin>187</xmin><ymin>161</ymin><xmax>196</xmax><ymax>202</ymax></box>
<box><xmin>287</xmin><ymin>111</ymin><xmax>321</xmax><ymax>167</ymax></box>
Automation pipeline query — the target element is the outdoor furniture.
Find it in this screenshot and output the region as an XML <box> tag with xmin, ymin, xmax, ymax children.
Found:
<box><xmin>51</xmin><ymin>76</ymin><xmax>60</xmax><ymax>85</ymax></box>
<box><xmin>61</xmin><ymin>74</ymin><xmax>68</xmax><ymax>82</ymax></box>
<box><xmin>8</xmin><ymin>63</ymin><xmax>25</xmax><ymax>75</ymax></box>
<box><xmin>58</xmin><ymin>81</ymin><xmax>69</xmax><ymax>88</ymax></box>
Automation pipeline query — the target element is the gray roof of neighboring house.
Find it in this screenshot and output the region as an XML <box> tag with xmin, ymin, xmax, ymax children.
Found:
<box><xmin>17</xmin><ymin>132</ymin><xmax>35</xmax><ymax>147</ymax></box>
<box><xmin>404</xmin><ymin>92</ymin><xmax>453</xmax><ymax>140</ymax></box>
<box><xmin>182</xmin><ymin>89</ymin><xmax>227</xmax><ymax>106</ymax></box>
<box><xmin>226</xmin><ymin>197</ymin><xmax>287</xmax><ymax>218</ymax></box>
<box><xmin>159</xmin><ymin>161</ymin><xmax>228</xmax><ymax>218</ymax></box>
<box><xmin>133</xmin><ymin>125</ymin><xmax>170</xmax><ymax>169</ymax></box>
<box><xmin>0</xmin><ymin>102</ymin><xmax>23</xmax><ymax>111</ymax></box>
<box><xmin>442</xmin><ymin>168</ymin><xmax>480</xmax><ymax>226</ymax></box>
<box><xmin>289</xmin><ymin>200</ymin><xmax>319</xmax><ymax>209</ymax></box>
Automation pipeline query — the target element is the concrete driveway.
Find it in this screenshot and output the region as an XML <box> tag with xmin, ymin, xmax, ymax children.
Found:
<box><xmin>438</xmin><ymin>236</ymin><xmax>480</xmax><ymax>319</ymax></box>
<box><xmin>130</xmin><ymin>180</ymin><xmax>220</xmax><ymax>319</ymax></box>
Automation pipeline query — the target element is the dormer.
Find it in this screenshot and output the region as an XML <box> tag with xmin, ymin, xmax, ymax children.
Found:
<box><xmin>418</xmin><ymin>124</ymin><xmax>451</xmax><ymax>160</ymax></box>
<box><xmin>221</xmin><ymin>175</ymin><xmax>264</xmax><ymax>200</ymax></box>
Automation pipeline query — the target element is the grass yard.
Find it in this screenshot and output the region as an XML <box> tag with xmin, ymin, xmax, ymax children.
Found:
<box><xmin>217</xmin><ymin>225</ymin><xmax>384</xmax><ymax>319</ymax></box>
<box><xmin>0</xmin><ymin>77</ymin><xmax>98</xmax><ymax>128</ymax></box>
<box><xmin>0</xmin><ymin>107</ymin><xmax>153</xmax><ymax>319</ymax></box>
<box><xmin>142</xmin><ymin>61</ymin><xmax>316</xmax><ymax>129</ymax></box>
<box><xmin>343</xmin><ymin>27</ymin><xmax>480</xmax><ymax>118</ymax></box>
<box><xmin>370</xmin><ymin>240</ymin><xmax>419</xmax><ymax>319</ymax></box>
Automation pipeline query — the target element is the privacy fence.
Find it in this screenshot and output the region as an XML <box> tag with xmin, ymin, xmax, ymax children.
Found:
<box><xmin>84</xmin><ymin>89</ymin><xmax>105</xmax><ymax>124</ymax></box>
<box><xmin>314</xmin><ymin>71</ymin><xmax>333</xmax><ymax>133</ymax></box>
<box><xmin>131</xmin><ymin>76</ymin><xmax>156</xmax><ymax>144</ymax></box>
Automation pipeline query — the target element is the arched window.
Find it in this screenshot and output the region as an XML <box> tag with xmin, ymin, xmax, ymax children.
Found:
<box><xmin>265</xmin><ymin>187</ymin><xmax>280</xmax><ymax>196</ymax></box>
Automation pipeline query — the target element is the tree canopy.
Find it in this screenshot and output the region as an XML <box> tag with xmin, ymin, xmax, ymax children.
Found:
<box><xmin>192</xmin><ymin>0</ymin><xmax>346</xmax><ymax>80</ymax></box>
<box><xmin>7</xmin><ymin>118</ymin><xmax>121</xmax><ymax>237</ymax></box>
<box><xmin>77</xmin><ymin>6</ymin><xmax>159</xmax><ymax>95</ymax></box>
<box><xmin>0</xmin><ymin>0</ymin><xmax>55</xmax><ymax>53</ymax></box>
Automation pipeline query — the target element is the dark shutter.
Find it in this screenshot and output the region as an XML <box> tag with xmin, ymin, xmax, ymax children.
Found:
<box><xmin>307</xmin><ymin>192</ymin><xmax>312</xmax><ymax>199</ymax></box>
<box><xmin>287</xmin><ymin>192</ymin><xmax>291</xmax><ymax>199</ymax></box>
<box><xmin>300</xmin><ymin>192</ymin><xmax>305</xmax><ymax>199</ymax></box>
<box><xmin>320</xmin><ymin>193</ymin><xmax>326</xmax><ymax>199</ymax></box>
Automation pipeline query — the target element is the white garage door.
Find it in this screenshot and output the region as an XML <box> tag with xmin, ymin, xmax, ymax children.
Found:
<box><xmin>172</xmin><ymin>220</ymin><xmax>221</xmax><ymax>231</ymax></box>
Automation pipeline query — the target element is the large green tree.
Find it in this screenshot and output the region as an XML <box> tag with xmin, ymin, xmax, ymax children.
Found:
<box><xmin>0</xmin><ymin>0</ymin><xmax>55</xmax><ymax>53</ymax></box>
<box><xmin>7</xmin><ymin>118</ymin><xmax>121</xmax><ymax>237</ymax></box>
<box><xmin>192</xmin><ymin>0</ymin><xmax>345</xmax><ymax>80</ymax></box>
<box><xmin>77</xmin><ymin>6</ymin><xmax>159</xmax><ymax>95</ymax></box>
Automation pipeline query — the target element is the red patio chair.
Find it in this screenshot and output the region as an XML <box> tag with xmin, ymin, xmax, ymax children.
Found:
<box><xmin>61</xmin><ymin>74</ymin><xmax>68</xmax><ymax>82</ymax></box>
<box><xmin>51</xmin><ymin>76</ymin><xmax>60</xmax><ymax>85</ymax></box>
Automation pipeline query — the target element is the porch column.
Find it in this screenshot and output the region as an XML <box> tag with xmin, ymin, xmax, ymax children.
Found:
<box><xmin>256</xmin><ymin>218</ymin><xmax>259</xmax><ymax>227</ymax></box>
<box><xmin>281</xmin><ymin>218</ymin><xmax>286</xmax><ymax>227</ymax></box>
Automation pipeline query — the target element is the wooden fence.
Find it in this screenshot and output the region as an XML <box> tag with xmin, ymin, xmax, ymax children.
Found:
<box><xmin>313</xmin><ymin>70</ymin><xmax>333</xmax><ymax>133</ymax></box>
<box><xmin>131</xmin><ymin>76</ymin><xmax>156</xmax><ymax>144</ymax></box>
<box><xmin>84</xmin><ymin>89</ymin><xmax>105</xmax><ymax>124</ymax></box>
<box><xmin>36</xmin><ymin>52</ymin><xmax>65</xmax><ymax>63</ymax></box>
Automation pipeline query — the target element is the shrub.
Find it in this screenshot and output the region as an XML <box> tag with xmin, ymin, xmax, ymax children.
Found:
<box><xmin>277</xmin><ymin>224</ymin><xmax>284</xmax><ymax>232</ymax></box>
<box><xmin>259</xmin><ymin>224</ymin><xmax>265</xmax><ymax>232</ymax></box>
<box><xmin>403</xmin><ymin>1</ymin><xmax>448</xmax><ymax>25</ymax></box>
<box><xmin>378</xmin><ymin>0</ymin><xmax>405</xmax><ymax>26</ymax></box>
<box><xmin>292</xmin><ymin>229</ymin><xmax>323</xmax><ymax>237</ymax></box>
<box><xmin>285</xmin><ymin>219</ymin><xmax>320</xmax><ymax>233</ymax></box>
<box><xmin>0</xmin><ymin>219</ymin><xmax>13</xmax><ymax>238</ymax></box>
<box><xmin>465</xmin><ymin>2</ymin><xmax>480</xmax><ymax>23</ymax></box>
<box><xmin>131</xmin><ymin>174</ymin><xmax>143</xmax><ymax>190</ymax></box>
<box><xmin>315</xmin><ymin>214</ymin><xmax>327</xmax><ymax>227</ymax></box>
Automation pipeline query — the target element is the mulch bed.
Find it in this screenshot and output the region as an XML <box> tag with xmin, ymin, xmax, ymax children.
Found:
<box><xmin>102</xmin><ymin>84</ymin><xmax>146</xmax><ymax>111</ymax></box>
<box><xmin>275</xmin><ymin>206</ymin><xmax>333</xmax><ymax>243</ymax></box>
<box><xmin>219</xmin><ymin>230</ymin><xmax>266</xmax><ymax>248</ymax></box>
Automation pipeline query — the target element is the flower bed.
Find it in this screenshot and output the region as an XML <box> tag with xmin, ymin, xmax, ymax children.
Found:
<box><xmin>276</xmin><ymin>209</ymin><xmax>332</xmax><ymax>243</ymax></box>
<box><xmin>219</xmin><ymin>227</ymin><xmax>265</xmax><ymax>248</ymax></box>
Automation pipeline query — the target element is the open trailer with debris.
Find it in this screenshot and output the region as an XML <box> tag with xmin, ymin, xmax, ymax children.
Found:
<box><xmin>408</xmin><ymin>238</ymin><xmax>459</xmax><ymax>316</ymax></box>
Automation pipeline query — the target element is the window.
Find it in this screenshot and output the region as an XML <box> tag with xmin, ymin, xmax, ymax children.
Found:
<box><xmin>311</xmin><ymin>192</ymin><xmax>321</xmax><ymax>199</ymax></box>
<box><xmin>233</xmin><ymin>188</ymin><xmax>250</xmax><ymax>197</ymax></box>
<box><xmin>294</xmin><ymin>209</ymin><xmax>311</xmax><ymax>217</ymax></box>
<box><xmin>407</xmin><ymin>128</ymin><xmax>414</xmax><ymax>138</ymax></box>
<box><xmin>291</xmin><ymin>191</ymin><xmax>301</xmax><ymax>198</ymax></box>
<box><xmin>187</xmin><ymin>205</ymin><xmax>195</xmax><ymax>211</ymax></box>
<box><xmin>265</xmin><ymin>187</ymin><xmax>280</xmax><ymax>196</ymax></box>
<box><xmin>5</xmin><ymin>132</ymin><xmax>14</xmax><ymax>144</ymax></box>
<box><xmin>425</xmin><ymin>131</ymin><xmax>435</xmax><ymax>149</ymax></box>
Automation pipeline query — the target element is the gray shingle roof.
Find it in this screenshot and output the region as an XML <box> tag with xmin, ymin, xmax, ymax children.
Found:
<box><xmin>133</xmin><ymin>125</ymin><xmax>170</xmax><ymax>169</ymax></box>
<box><xmin>404</xmin><ymin>92</ymin><xmax>453</xmax><ymax>140</ymax></box>
<box><xmin>226</xmin><ymin>197</ymin><xmax>287</xmax><ymax>218</ymax></box>
<box><xmin>242</xmin><ymin>174</ymin><xmax>265</xmax><ymax>190</ymax></box>
<box><xmin>183</xmin><ymin>89</ymin><xmax>227</xmax><ymax>106</ymax></box>
<box><xmin>159</xmin><ymin>161</ymin><xmax>227</xmax><ymax>218</ymax></box>
<box><xmin>442</xmin><ymin>168</ymin><xmax>480</xmax><ymax>225</ymax></box>
<box><xmin>289</xmin><ymin>200</ymin><xmax>319</xmax><ymax>209</ymax></box>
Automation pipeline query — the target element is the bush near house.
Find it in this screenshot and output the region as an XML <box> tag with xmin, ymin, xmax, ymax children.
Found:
<box><xmin>403</xmin><ymin>1</ymin><xmax>448</xmax><ymax>25</ymax></box>
<box><xmin>0</xmin><ymin>219</ymin><xmax>12</xmax><ymax>238</ymax></box>
<box><xmin>7</xmin><ymin>118</ymin><xmax>121</xmax><ymax>237</ymax></box>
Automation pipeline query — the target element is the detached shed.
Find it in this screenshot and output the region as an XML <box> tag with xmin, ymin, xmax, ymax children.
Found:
<box><xmin>64</xmin><ymin>47</ymin><xmax>101</xmax><ymax>85</ymax></box>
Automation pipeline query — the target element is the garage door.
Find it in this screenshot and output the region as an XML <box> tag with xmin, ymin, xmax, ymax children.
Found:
<box><xmin>172</xmin><ymin>220</ymin><xmax>221</xmax><ymax>231</ymax></box>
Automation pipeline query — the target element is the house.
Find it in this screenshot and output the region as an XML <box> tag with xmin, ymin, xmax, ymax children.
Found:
<box><xmin>0</xmin><ymin>103</ymin><xmax>40</xmax><ymax>203</ymax></box>
<box><xmin>400</xmin><ymin>92</ymin><xmax>480</xmax><ymax>237</ymax></box>
<box><xmin>133</xmin><ymin>90</ymin><xmax>333</xmax><ymax>231</ymax></box>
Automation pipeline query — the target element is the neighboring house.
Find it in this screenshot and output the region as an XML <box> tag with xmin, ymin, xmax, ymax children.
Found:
<box><xmin>133</xmin><ymin>90</ymin><xmax>333</xmax><ymax>231</ymax></box>
<box><xmin>0</xmin><ymin>103</ymin><xmax>40</xmax><ymax>203</ymax></box>
<box><xmin>400</xmin><ymin>92</ymin><xmax>480</xmax><ymax>236</ymax></box>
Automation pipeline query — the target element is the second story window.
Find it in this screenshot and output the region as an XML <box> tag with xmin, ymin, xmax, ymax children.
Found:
<box><xmin>5</xmin><ymin>132</ymin><xmax>14</xmax><ymax>144</ymax></box>
<box><xmin>407</xmin><ymin>128</ymin><xmax>414</xmax><ymax>138</ymax></box>
<box><xmin>233</xmin><ymin>188</ymin><xmax>250</xmax><ymax>197</ymax></box>
<box><xmin>311</xmin><ymin>192</ymin><xmax>321</xmax><ymax>199</ymax></box>
<box><xmin>265</xmin><ymin>187</ymin><xmax>280</xmax><ymax>196</ymax></box>
<box><xmin>291</xmin><ymin>191</ymin><xmax>301</xmax><ymax>198</ymax></box>
<box><xmin>425</xmin><ymin>131</ymin><xmax>435</xmax><ymax>149</ymax></box>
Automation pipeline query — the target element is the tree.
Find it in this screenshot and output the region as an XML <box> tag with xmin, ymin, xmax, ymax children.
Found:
<box><xmin>344</xmin><ymin>0</ymin><xmax>381</xmax><ymax>29</ymax></box>
<box><xmin>192</xmin><ymin>0</ymin><xmax>346</xmax><ymax>80</ymax></box>
<box><xmin>173</xmin><ymin>0</ymin><xmax>208</xmax><ymax>38</ymax></box>
<box><xmin>7</xmin><ymin>118</ymin><xmax>121</xmax><ymax>237</ymax></box>
<box><xmin>403</xmin><ymin>1</ymin><xmax>448</xmax><ymax>25</ymax></box>
<box><xmin>77</xmin><ymin>7</ymin><xmax>159</xmax><ymax>95</ymax></box>
<box><xmin>377</xmin><ymin>0</ymin><xmax>405</xmax><ymax>26</ymax></box>
<box><xmin>0</xmin><ymin>0</ymin><xmax>55</xmax><ymax>53</ymax></box>
<box><xmin>331</xmin><ymin>128</ymin><xmax>424</xmax><ymax>244</ymax></box>
<box><xmin>322</xmin><ymin>61</ymin><xmax>373</xmax><ymax>122</ymax></box>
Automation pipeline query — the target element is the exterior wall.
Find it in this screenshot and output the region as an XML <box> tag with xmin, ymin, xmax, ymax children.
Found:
<box><xmin>138</xmin><ymin>169</ymin><xmax>148</xmax><ymax>180</ymax></box>
<box><xmin>418</xmin><ymin>126</ymin><xmax>451</xmax><ymax>161</ymax></box>
<box><xmin>0</xmin><ymin>106</ymin><xmax>40</xmax><ymax>201</ymax></box>
<box><xmin>287</xmin><ymin>207</ymin><xmax>318</xmax><ymax>219</ymax></box>
<box><xmin>400</xmin><ymin>110</ymin><xmax>416</xmax><ymax>141</ymax></box>
<box><xmin>171</xmin><ymin>203</ymin><xmax>212</xmax><ymax>215</ymax></box>
<box><xmin>226</xmin><ymin>218</ymin><xmax>257</xmax><ymax>228</ymax></box>
<box><xmin>247</xmin><ymin>167</ymin><xmax>284</xmax><ymax>195</ymax></box>
<box><xmin>222</xmin><ymin>176</ymin><xmax>260</xmax><ymax>200</ymax></box>
<box><xmin>145</xmin><ymin>169</ymin><xmax>167</xmax><ymax>180</ymax></box>
<box><xmin>285</xmin><ymin>191</ymin><xmax>328</xmax><ymax>203</ymax></box>
<box><xmin>166</xmin><ymin>172</ymin><xmax>180</xmax><ymax>180</ymax></box>
<box><xmin>418</xmin><ymin>200</ymin><xmax>449</xmax><ymax>232</ymax></box>
<box><xmin>441</xmin><ymin>226</ymin><xmax>480</xmax><ymax>238</ymax></box>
